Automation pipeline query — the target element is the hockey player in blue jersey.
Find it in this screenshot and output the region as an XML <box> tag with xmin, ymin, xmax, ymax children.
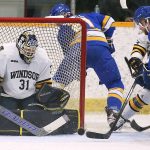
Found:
<box><xmin>50</xmin><ymin>3</ymin><xmax>125</xmax><ymax>128</ymax></box>
<box><xmin>115</xmin><ymin>6</ymin><xmax>150</xmax><ymax>130</ymax></box>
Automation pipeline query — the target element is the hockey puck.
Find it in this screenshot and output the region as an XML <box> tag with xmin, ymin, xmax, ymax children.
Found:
<box><xmin>77</xmin><ymin>128</ymin><xmax>85</xmax><ymax>135</ymax></box>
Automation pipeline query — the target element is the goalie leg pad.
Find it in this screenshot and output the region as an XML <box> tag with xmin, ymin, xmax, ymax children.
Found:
<box><xmin>37</xmin><ymin>83</ymin><xmax>70</xmax><ymax>109</ymax></box>
<box><xmin>0</xmin><ymin>109</ymin><xmax>78</xmax><ymax>135</ymax></box>
<box><xmin>0</xmin><ymin>96</ymin><xmax>19</xmax><ymax>109</ymax></box>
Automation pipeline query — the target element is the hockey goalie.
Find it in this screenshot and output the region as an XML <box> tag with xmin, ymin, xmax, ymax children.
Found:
<box><xmin>0</xmin><ymin>30</ymin><xmax>78</xmax><ymax>136</ymax></box>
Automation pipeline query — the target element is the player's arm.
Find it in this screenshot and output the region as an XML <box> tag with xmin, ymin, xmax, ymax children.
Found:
<box><xmin>0</xmin><ymin>46</ymin><xmax>7</xmax><ymax>85</ymax></box>
<box><xmin>35</xmin><ymin>47</ymin><xmax>54</xmax><ymax>89</ymax></box>
<box><xmin>0</xmin><ymin>46</ymin><xmax>8</xmax><ymax>96</ymax></box>
<box><xmin>35</xmin><ymin>78</ymin><xmax>52</xmax><ymax>90</ymax></box>
<box><xmin>100</xmin><ymin>15</ymin><xmax>116</xmax><ymax>54</ymax></box>
<box><xmin>105</xmin><ymin>27</ymin><xmax>116</xmax><ymax>54</ymax></box>
<box><xmin>128</xmin><ymin>33</ymin><xmax>148</xmax><ymax>77</ymax></box>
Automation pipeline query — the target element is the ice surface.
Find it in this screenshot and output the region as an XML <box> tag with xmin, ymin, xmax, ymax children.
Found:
<box><xmin>0</xmin><ymin>25</ymin><xmax>149</xmax><ymax>150</ymax></box>
<box><xmin>0</xmin><ymin>114</ymin><xmax>150</xmax><ymax>150</ymax></box>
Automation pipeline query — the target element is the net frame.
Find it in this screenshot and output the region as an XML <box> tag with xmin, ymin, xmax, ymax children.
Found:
<box><xmin>0</xmin><ymin>17</ymin><xmax>87</xmax><ymax>130</ymax></box>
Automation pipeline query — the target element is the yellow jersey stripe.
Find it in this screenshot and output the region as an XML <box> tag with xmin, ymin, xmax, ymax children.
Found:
<box><xmin>36</xmin><ymin>79</ymin><xmax>52</xmax><ymax>89</ymax></box>
<box><xmin>108</xmin><ymin>93</ymin><xmax>124</xmax><ymax>103</ymax></box>
<box><xmin>132</xmin><ymin>45</ymin><xmax>146</xmax><ymax>56</ymax></box>
<box><xmin>129</xmin><ymin>100</ymin><xmax>140</xmax><ymax>112</ymax></box>
<box><xmin>131</xmin><ymin>49</ymin><xmax>145</xmax><ymax>56</ymax></box>
<box><xmin>102</xmin><ymin>16</ymin><xmax>110</xmax><ymax>29</ymax></box>
<box><xmin>87</xmin><ymin>36</ymin><xmax>107</xmax><ymax>42</ymax></box>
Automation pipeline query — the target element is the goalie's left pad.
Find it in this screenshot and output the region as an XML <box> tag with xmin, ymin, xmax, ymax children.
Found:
<box><xmin>0</xmin><ymin>109</ymin><xmax>78</xmax><ymax>135</ymax></box>
<box><xmin>37</xmin><ymin>83</ymin><xmax>70</xmax><ymax>109</ymax></box>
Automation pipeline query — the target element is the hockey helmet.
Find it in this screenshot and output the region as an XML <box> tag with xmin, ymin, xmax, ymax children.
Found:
<box><xmin>16</xmin><ymin>30</ymin><xmax>38</xmax><ymax>64</ymax></box>
<box><xmin>134</xmin><ymin>6</ymin><xmax>150</xmax><ymax>25</ymax></box>
<box><xmin>49</xmin><ymin>3</ymin><xmax>72</xmax><ymax>17</ymax></box>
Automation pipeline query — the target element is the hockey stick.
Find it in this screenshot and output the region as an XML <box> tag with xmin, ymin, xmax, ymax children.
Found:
<box><xmin>124</xmin><ymin>57</ymin><xmax>134</xmax><ymax>78</ymax></box>
<box><xmin>0</xmin><ymin>105</ymin><xmax>69</xmax><ymax>136</ymax></box>
<box><xmin>130</xmin><ymin>119</ymin><xmax>150</xmax><ymax>132</ymax></box>
<box><xmin>86</xmin><ymin>57</ymin><xmax>142</xmax><ymax>139</ymax></box>
<box><xmin>124</xmin><ymin>57</ymin><xmax>150</xmax><ymax>132</ymax></box>
<box><xmin>86</xmin><ymin>79</ymin><xmax>137</xmax><ymax>139</ymax></box>
<box><xmin>86</xmin><ymin>57</ymin><xmax>138</xmax><ymax>139</ymax></box>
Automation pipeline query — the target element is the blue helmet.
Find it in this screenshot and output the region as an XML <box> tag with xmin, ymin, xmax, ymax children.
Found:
<box><xmin>134</xmin><ymin>6</ymin><xmax>150</xmax><ymax>24</ymax></box>
<box><xmin>49</xmin><ymin>3</ymin><xmax>72</xmax><ymax>17</ymax></box>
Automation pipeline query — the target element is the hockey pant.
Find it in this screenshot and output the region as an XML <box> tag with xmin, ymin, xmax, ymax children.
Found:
<box><xmin>86</xmin><ymin>44</ymin><xmax>124</xmax><ymax>110</ymax></box>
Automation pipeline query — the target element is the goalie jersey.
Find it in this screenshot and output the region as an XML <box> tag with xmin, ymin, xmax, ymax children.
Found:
<box><xmin>0</xmin><ymin>43</ymin><xmax>52</xmax><ymax>99</ymax></box>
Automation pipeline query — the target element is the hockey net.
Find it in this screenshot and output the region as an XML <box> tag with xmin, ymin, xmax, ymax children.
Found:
<box><xmin>0</xmin><ymin>18</ymin><xmax>86</xmax><ymax>130</ymax></box>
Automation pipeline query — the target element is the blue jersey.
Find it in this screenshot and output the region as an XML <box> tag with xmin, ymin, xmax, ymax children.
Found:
<box><xmin>53</xmin><ymin>12</ymin><xmax>124</xmax><ymax>111</ymax></box>
<box><xmin>73</xmin><ymin>12</ymin><xmax>115</xmax><ymax>47</ymax></box>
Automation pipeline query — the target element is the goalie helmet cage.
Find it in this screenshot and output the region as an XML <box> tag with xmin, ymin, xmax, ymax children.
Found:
<box><xmin>0</xmin><ymin>17</ymin><xmax>86</xmax><ymax>131</ymax></box>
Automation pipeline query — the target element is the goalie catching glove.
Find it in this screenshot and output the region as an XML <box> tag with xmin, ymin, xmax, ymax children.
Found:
<box><xmin>37</xmin><ymin>83</ymin><xmax>70</xmax><ymax>109</ymax></box>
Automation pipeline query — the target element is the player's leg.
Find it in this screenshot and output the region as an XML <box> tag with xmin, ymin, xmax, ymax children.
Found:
<box><xmin>87</xmin><ymin>44</ymin><xmax>124</xmax><ymax>127</ymax></box>
<box><xmin>0</xmin><ymin>96</ymin><xmax>19</xmax><ymax>110</ymax></box>
<box><xmin>116</xmin><ymin>62</ymin><xmax>150</xmax><ymax>130</ymax></box>
<box><xmin>19</xmin><ymin>85</ymin><xmax>77</xmax><ymax>136</ymax></box>
<box><xmin>21</xmin><ymin>94</ymin><xmax>42</xmax><ymax>110</ymax></box>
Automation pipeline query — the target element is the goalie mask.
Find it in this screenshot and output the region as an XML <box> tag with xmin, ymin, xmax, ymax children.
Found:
<box><xmin>16</xmin><ymin>30</ymin><xmax>38</xmax><ymax>64</ymax></box>
<box><xmin>49</xmin><ymin>3</ymin><xmax>72</xmax><ymax>18</ymax></box>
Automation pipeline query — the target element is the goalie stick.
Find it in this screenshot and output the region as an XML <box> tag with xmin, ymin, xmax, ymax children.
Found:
<box><xmin>86</xmin><ymin>79</ymin><xmax>137</xmax><ymax>139</ymax></box>
<box><xmin>0</xmin><ymin>105</ymin><xmax>69</xmax><ymax>136</ymax></box>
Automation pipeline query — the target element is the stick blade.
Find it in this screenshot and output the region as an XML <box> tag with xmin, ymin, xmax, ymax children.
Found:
<box><xmin>43</xmin><ymin>114</ymin><xmax>69</xmax><ymax>133</ymax></box>
<box><xmin>130</xmin><ymin>120</ymin><xmax>150</xmax><ymax>132</ymax></box>
<box><xmin>86</xmin><ymin>131</ymin><xmax>111</xmax><ymax>139</ymax></box>
<box><xmin>130</xmin><ymin>120</ymin><xmax>143</xmax><ymax>132</ymax></box>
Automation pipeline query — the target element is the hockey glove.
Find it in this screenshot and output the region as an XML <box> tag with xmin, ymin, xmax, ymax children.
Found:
<box><xmin>107</xmin><ymin>38</ymin><xmax>115</xmax><ymax>54</ymax></box>
<box><xmin>37</xmin><ymin>83</ymin><xmax>70</xmax><ymax>109</ymax></box>
<box><xmin>128</xmin><ymin>57</ymin><xmax>143</xmax><ymax>77</ymax></box>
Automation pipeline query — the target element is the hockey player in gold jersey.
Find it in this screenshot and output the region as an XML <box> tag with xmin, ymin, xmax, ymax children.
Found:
<box><xmin>115</xmin><ymin>6</ymin><xmax>150</xmax><ymax>130</ymax></box>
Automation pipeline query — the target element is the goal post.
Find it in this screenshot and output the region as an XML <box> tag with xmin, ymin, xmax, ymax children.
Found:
<box><xmin>0</xmin><ymin>17</ymin><xmax>87</xmax><ymax>132</ymax></box>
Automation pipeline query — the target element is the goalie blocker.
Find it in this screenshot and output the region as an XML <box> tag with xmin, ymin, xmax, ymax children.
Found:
<box><xmin>0</xmin><ymin>84</ymin><xmax>78</xmax><ymax>135</ymax></box>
